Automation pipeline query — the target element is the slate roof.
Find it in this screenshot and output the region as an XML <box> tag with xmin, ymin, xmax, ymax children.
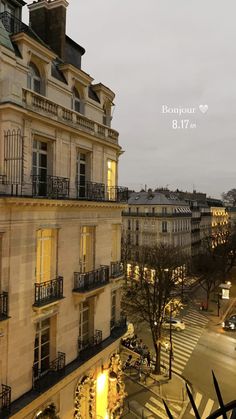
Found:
<box><xmin>128</xmin><ymin>191</ymin><xmax>190</xmax><ymax>207</ymax></box>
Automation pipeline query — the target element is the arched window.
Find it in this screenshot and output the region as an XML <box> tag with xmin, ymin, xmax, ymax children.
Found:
<box><xmin>28</xmin><ymin>63</ymin><xmax>41</xmax><ymax>94</ymax></box>
<box><xmin>73</xmin><ymin>88</ymin><xmax>81</xmax><ymax>113</ymax></box>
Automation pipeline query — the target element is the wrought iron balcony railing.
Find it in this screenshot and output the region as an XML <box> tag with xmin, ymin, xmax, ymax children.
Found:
<box><xmin>73</xmin><ymin>266</ymin><xmax>109</xmax><ymax>293</ymax></box>
<box><xmin>110</xmin><ymin>261</ymin><xmax>124</xmax><ymax>278</ymax></box>
<box><xmin>78</xmin><ymin>330</ymin><xmax>102</xmax><ymax>354</ymax></box>
<box><xmin>0</xmin><ymin>177</ymin><xmax>128</xmax><ymax>203</ymax></box>
<box><xmin>0</xmin><ymin>385</ymin><xmax>11</xmax><ymax>418</ymax></box>
<box><xmin>77</xmin><ymin>181</ymin><xmax>105</xmax><ymax>201</ymax></box>
<box><xmin>33</xmin><ymin>277</ymin><xmax>64</xmax><ymax>307</ymax></box>
<box><xmin>122</xmin><ymin>211</ymin><xmax>191</xmax><ymax>218</ymax></box>
<box><xmin>0</xmin><ymin>11</ymin><xmax>28</xmax><ymax>34</ymax></box>
<box><xmin>32</xmin><ymin>175</ymin><xmax>70</xmax><ymax>199</ymax></box>
<box><xmin>32</xmin><ymin>352</ymin><xmax>65</xmax><ymax>391</ymax></box>
<box><xmin>0</xmin><ymin>292</ymin><xmax>9</xmax><ymax>321</ymax></box>
<box><xmin>110</xmin><ymin>316</ymin><xmax>127</xmax><ymax>334</ymax></box>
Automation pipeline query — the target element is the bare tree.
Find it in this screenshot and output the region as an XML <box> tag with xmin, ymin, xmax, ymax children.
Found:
<box><xmin>122</xmin><ymin>244</ymin><xmax>186</xmax><ymax>375</ymax></box>
<box><xmin>222</xmin><ymin>188</ymin><xmax>236</xmax><ymax>206</ymax></box>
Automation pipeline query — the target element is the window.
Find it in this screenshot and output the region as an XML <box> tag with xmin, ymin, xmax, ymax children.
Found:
<box><xmin>32</xmin><ymin>140</ymin><xmax>48</xmax><ymax>196</ymax></box>
<box><xmin>136</xmin><ymin>233</ymin><xmax>139</xmax><ymax>246</ymax></box>
<box><xmin>79</xmin><ymin>301</ymin><xmax>90</xmax><ymax>343</ymax></box>
<box><xmin>136</xmin><ymin>207</ymin><xmax>139</xmax><ymax>214</ymax></box>
<box><xmin>34</xmin><ymin>318</ymin><xmax>50</xmax><ymax>378</ymax></box>
<box><xmin>0</xmin><ymin>1</ymin><xmax>15</xmax><ymax>15</ymax></box>
<box><xmin>136</xmin><ymin>220</ymin><xmax>139</xmax><ymax>230</ymax></box>
<box><xmin>73</xmin><ymin>88</ymin><xmax>82</xmax><ymax>113</ymax></box>
<box><xmin>36</xmin><ymin>229</ymin><xmax>57</xmax><ymax>283</ymax></box>
<box><xmin>28</xmin><ymin>63</ymin><xmax>42</xmax><ymax>94</ymax></box>
<box><xmin>162</xmin><ymin>221</ymin><xmax>167</xmax><ymax>233</ymax></box>
<box><xmin>80</xmin><ymin>226</ymin><xmax>95</xmax><ymax>272</ymax></box>
<box><xmin>111</xmin><ymin>224</ymin><xmax>120</xmax><ymax>261</ymax></box>
<box><xmin>107</xmin><ymin>159</ymin><xmax>116</xmax><ymax>199</ymax></box>
<box><xmin>128</xmin><ymin>220</ymin><xmax>131</xmax><ymax>230</ymax></box>
<box><xmin>103</xmin><ymin>105</ymin><xmax>111</xmax><ymax>127</ymax></box>
<box><xmin>77</xmin><ymin>152</ymin><xmax>87</xmax><ymax>198</ymax></box>
<box><xmin>162</xmin><ymin>207</ymin><xmax>167</xmax><ymax>215</ymax></box>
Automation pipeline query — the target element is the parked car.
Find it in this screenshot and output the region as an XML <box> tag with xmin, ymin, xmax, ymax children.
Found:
<box><xmin>222</xmin><ymin>314</ymin><xmax>236</xmax><ymax>330</ymax></box>
<box><xmin>162</xmin><ymin>318</ymin><xmax>185</xmax><ymax>331</ymax></box>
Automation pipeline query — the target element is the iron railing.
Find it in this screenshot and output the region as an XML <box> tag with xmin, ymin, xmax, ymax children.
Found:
<box><xmin>0</xmin><ymin>385</ymin><xmax>11</xmax><ymax>417</ymax></box>
<box><xmin>77</xmin><ymin>181</ymin><xmax>105</xmax><ymax>200</ymax></box>
<box><xmin>110</xmin><ymin>316</ymin><xmax>127</xmax><ymax>332</ymax></box>
<box><xmin>78</xmin><ymin>330</ymin><xmax>102</xmax><ymax>358</ymax></box>
<box><xmin>32</xmin><ymin>175</ymin><xmax>70</xmax><ymax>199</ymax></box>
<box><xmin>164</xmin><ymin>371</ymin><xmax>236</xmax><ymax>419</ymax></box>
<box><xmin>33</xmin><ymin>277</ymin><xmax>64</xmax><ymax>307</ymax></box>
<box><xmin>73</xmin><ymin>266</ymin><xmax>109</xmax><ymax>292</ymax></box>
<box><xmin>0</xmin><ymin>11</ymin><xmax>28</xmax><ymax>34</ymax></box>
<box><xmin>122</xmin><ymin>211</ymin><xmax>191</xmax><ymax>218</ymax></box>
<box><xmin>110</xmin><ymin>261</ymin><xmax>124</xmax><ymax>278</ymax></box>
<box><xmin>0</xmin><ymin>177</ymin><xmax>128</xmax><ymax>203</ymax></box>
<box><xmin>0</xmin><ymin>292</ymin><xmax>9</xmax><ymax>320</ymax></box>
<box><xmin>32</xmin><ymin>352</ymin><xmax>65</xmax><ymax>391</ymax></box>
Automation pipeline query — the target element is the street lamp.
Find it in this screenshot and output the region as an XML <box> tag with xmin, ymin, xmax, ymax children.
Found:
<box><xmin>169</xmin><ymin>302</ymin><xmax>174</xmax><ymax>380</ymax></box>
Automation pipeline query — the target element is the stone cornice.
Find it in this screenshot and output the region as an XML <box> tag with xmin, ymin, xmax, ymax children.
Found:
<box><xmin>0</xmin><ymin>197</ymin><xmax>127</xmax><ymax>209</ymax></box>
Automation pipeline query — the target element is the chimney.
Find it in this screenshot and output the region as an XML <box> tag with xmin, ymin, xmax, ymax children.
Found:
<box><xmin>28</xmin><ymin>0</ymin><xmax>68</xmax><ymax>59</ymax></box>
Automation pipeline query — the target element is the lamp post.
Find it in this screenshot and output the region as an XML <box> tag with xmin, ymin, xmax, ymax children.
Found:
<box><xmin>169</xmin><ymin>302</ymin><xmax>173</xmax><ymax>380</ymax></box>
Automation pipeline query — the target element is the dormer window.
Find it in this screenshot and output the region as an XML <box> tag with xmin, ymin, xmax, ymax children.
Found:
<box><xmin>28</xmin><ymin>63</ymin><xmax>41</xmax><ymax>94</ymax></box>
<box><xmin>73</xmin><ymin>88</ymin><xmax>82</xmax><ymax>114</ymax></box>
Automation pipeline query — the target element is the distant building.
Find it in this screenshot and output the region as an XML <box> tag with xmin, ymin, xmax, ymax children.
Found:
<box><xmin>0</xmin><ymin>0</ymin><xmax>127</xmax><ymax>418</ymax></box>
<box><xmin>122</xmin><ymin>190</ymin><xmax>192</xmax><ymax>259</ymax></box>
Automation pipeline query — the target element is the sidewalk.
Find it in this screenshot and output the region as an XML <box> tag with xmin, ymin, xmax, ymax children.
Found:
<box><xmin>121</xmin><ymin>348</ymin><xmax>190</xmax><ymax>418</ymax></box>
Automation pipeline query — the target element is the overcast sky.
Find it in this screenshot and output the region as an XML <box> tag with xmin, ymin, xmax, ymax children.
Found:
<box><xmin>25</xmin><ymin>1</ymin><xmax>236</xmax><ymax>198</ymax></box>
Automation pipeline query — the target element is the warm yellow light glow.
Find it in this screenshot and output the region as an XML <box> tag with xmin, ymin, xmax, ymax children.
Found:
<box><xmin>97</xmin><ymin>372</ymin><xmax>106</xmax><ymax>392</ymax></box>
<box><xmin>96</xmin><ymin>372</ymin><xmax>108</xmax><ymax>418</ymax></box>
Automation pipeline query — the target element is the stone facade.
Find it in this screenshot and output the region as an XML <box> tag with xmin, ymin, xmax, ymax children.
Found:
<box><xmin>0</xmin><ymin>1</ymin><xmax>127</xmax><ymax>418</ymax></box>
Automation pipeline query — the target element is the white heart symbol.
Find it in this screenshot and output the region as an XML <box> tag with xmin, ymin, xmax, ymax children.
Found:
<box><xmin>199</xmin><ymin>104</ymin><xmax>208</xmax><ymax>114</ymax></box>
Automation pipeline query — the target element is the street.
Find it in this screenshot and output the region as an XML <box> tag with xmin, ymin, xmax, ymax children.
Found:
<box><xmin>124</xmin><ymin>300</ymin><xmax>236</xmax><ymax>418</ymax></box>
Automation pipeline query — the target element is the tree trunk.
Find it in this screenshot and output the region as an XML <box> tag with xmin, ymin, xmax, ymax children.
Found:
<box><xmin>154</xmin><ymin>340</ymin><xmax>161</xmax><ymax>374</ymax></box>
<box><xmin>206</xmin><ymin>289</ymin><xmax>210</xmax><ymax>310</ymax></box>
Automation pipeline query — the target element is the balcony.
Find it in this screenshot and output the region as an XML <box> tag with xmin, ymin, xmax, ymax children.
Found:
<box><xmin>32</xmin><ymin>175</ymin><xmax>70</xmax><ymax>199</ymax></box>
<box><xmin>78</xmin><ymin>330</ymin><xmax>102</xmax><ymax>360</ymax></box>
<box><xmin>110</xmin><ymin>261</ymin><xmax>124</xmax><ymax>278</ymax></box>
<box><xmin>77</xmin><ymin>181</ymin><xmax>128</xmax><ymax>202</ymax></box>
<box><xmin>0</xmin><ymin>292</ymin><xmax>9</xmax><ymax>321</ymax></box>
<box><xmin>22</xmin><ymin>89</ymin><xmax>119</xmax><ymax>145</ymax></box>
<box><xmin>0</xmin><ymin>177</ymin><xmax>128</xmax><ymax>203</ymax></box>
<box><xmin>33</xmin><ymin>277</ymin><xmax>64</xmax><ymax>308</ymax></box>
<box><xmin>122</xmin><ymin>211</ymin><xmax>191</xmax><ymax>218</ymax></box>
<box><xmin>0</xmin><ymin>11</ymin><xmax>28</xmax><ymax>35</ymax></box>
<box><xmin>73</xmin><ymin>266</ymin><xmax>109</xmax><ymax>295</ymax></box>
<box><xmin>0</xmin><ymin>385</ymin><xmax>11</xmax><ymax>419</ymax></box>
<box><xmin>32</xmin><ymin>352</ymin><xmax>66</xmax><ymax>391</ymax></box>
<box><xmin>110</xmin><ymin>317</ymin><xmax>127</xmax><ymax>338</ymax></box>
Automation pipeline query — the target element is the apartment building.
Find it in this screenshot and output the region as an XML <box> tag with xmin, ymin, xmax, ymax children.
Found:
<box><xmin>122</xmin><ymin>190</ymin><xmax>192</xmax><ymax>258</ymax></box>
<box><xmin>0</xmin><ymin>1</ymin><xmax>127</xmax><ymax>418</ymax></box>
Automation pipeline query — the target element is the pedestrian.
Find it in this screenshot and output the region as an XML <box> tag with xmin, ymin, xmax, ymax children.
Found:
<box><xmin>146</xmin><ymin>351</ymin><xmax>151</xmax><ymax>368</ymax></box>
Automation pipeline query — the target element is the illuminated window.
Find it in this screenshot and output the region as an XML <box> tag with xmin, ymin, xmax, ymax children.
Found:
<box><xmin>36</xmin><ymin>229</ymin><xmax>57</xmax><ymax>283</ymax></box>
<box><xmin>107</xmin><ymin>159</ymin><xmax>116</xmax><ymax>199</ymax></box>
<box><xmin>80</xmin><ymin>226</ymin><xmax>95</xmax><ymax>272</ymax></box>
